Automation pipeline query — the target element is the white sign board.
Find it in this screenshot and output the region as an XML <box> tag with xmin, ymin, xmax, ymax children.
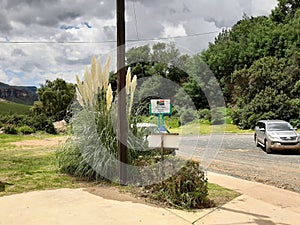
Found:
<box><xmin>150</xmin><ymin>99</ymin><xmax>171</xmax><ymax>115</ymax></box>
<box><xmin>148</xmin><ymin>133</ymin><xmax>180</xmax><ymax>149</ymax></box>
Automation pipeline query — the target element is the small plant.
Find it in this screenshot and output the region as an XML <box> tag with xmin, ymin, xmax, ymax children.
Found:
<box><xmin>3</xmin><ymin>124</ymin><xmax>18</xmax><ymax>134</ymax></box>
<box><xmin>198</xmin><ymin>108</ymin><xmax>212</xmax><ymax>124</ymax></box>
<box><xmin>18</xmin><ymin>125</ymin><xmax>35</xmax><ymax>134</ymax></box>
<box><xmin>143</xmin><ymin>160</ymin><xmax>210</xmax><ymax>209</ymax></box>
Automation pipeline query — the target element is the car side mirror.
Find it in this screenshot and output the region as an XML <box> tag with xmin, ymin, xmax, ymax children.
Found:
<box><xmin>293</xmin><ymin>128</ymin><xmax>298</xmax><ymax>131</ymax></box>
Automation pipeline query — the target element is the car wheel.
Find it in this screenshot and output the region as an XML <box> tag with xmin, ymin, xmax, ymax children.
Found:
<box><xmin>265</xmin><ymin>140</ymin><xmax>272</xmax><ymax>154</ymax></box>
<box><xmin>254</xmin><ymin>135</ymin><xmax>260</xmax><ymax>147</ymax></box>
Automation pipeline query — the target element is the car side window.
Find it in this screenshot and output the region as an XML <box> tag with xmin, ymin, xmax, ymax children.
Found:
<box><xmin>257</xmin><ymin>122</ymin><xmax>265</xmax><ymax>130</ymax></box>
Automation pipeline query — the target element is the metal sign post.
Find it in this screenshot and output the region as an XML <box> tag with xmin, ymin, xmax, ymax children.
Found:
<box><xmin>150</xmin><ymin>99</ymin><xmax>173</xmax><ymax>170</ymax></box>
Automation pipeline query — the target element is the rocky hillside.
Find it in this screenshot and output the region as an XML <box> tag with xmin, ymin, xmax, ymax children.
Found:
<box><xmin>0</xmin><ymin>82</ymin><xmax>38</xmax><ymax>105</ymax></box>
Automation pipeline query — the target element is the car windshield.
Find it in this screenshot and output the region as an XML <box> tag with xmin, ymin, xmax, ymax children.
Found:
<box><xmin>268</xmin><ymin>122</ymin><xmax>292</xmax><ymax>131</ymax></box>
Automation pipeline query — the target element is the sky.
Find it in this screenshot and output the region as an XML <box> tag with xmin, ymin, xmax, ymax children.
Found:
<box><xmin>0</xmin><ymin>0</ymin><xmax>278</xmax><ymax>87</ymax></box>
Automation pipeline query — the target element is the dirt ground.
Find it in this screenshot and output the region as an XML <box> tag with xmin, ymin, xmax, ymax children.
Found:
<box><xmin>11</xmin><ymin>136</ymin><xmax>67</xmax><ymax>147</ymax></box>
<box><xmin>84</xmin><ymin>186</ymin><xmax>154</xmax><ymax>206</ymax></box>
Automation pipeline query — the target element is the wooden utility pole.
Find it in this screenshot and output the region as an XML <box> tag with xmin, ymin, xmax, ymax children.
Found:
<box><xmin>116</xmin><ymin>0</ymin><xmax>127</xmax><ymax>184</ymax></box>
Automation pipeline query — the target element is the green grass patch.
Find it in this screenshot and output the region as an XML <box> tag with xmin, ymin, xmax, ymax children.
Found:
<box><xmin>0</xmin><ymin>134</ymin><xmax>89</xmax><ymax>196</ymax></box>
<box><xmin>142</xmin><ymin>116</ymin><xmax>181</xmax><ymax>129</ymax></box>
<box><xmin>207</xmin><ymin>183</ymin><xmax>240</xmax><ymax>207</ymax></box>
<box><xmin>169</xmin><ymin>119</ymin><xmax>253</xmax><ymax>135</ymax></box>
<box><xmin>0</xmin><ymin>101</ymin><xmax>31</xmax><ymax>115</ymax></box>
<box><xmin>0</xmin><ymin>134</ymin><xmax>239</xmax><ymax>209</ymax></box>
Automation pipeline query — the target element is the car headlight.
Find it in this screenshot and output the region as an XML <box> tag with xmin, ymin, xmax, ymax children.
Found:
<box><xmin>268</xmin><ymin>135</ymin><xmax>281</xmax><ymax>142</ymax></box>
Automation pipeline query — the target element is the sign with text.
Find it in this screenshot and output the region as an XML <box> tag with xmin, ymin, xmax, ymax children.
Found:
<box><xmin>150</xmin><ymin>99</ymin><xmax>172</xmax><ymax>115</ymax></box>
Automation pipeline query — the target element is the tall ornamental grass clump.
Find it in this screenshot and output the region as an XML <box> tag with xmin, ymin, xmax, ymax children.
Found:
<box><xmin>57</xmin><ymin>56</ymin><xmax>141</xmax><ymax>181</ymax></box>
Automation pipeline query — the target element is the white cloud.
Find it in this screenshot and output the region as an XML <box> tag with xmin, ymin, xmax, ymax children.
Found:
<box><xmin>8</xmin><ymin>77</ymin><xmax>23</xmax><ymax>86</ymax></box>
<box><xmin>162</xmin><ymin>23</ymin><xmax>187</xmax><ymax>38</ymax></box>
<box><xmin>0</xmin><ymin>72</ymin><xmax>9</xmax><ymax>83</ymax></box>
<box><xmin>0</xmin><ymin>0</ymin><xmax>278</xmax><ymax>86</ymax></box>
<box><xmin>251</xmin><ymin>0</ymin><xmax>277</xmax><ymax>17</ymax></box>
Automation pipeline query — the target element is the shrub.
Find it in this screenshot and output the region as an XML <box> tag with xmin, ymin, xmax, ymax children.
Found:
<box><xmin>0</xmin><ymin>114</ymin><xmax>27</xmax><ymax>126</ymax></box>
<box><xmin>180</xmin><ymin>109</ymin><xmax>198</xmax><ymax>125</ymax></box>
<box><xmin>18</xmin><ymin>125</ymin><xmax>35</xmax><ymax>134</ymax></box>
<box><xmin>0</xmin><ymin>113</ymin><xmax>56</xmax><ymax>134</ymax></box>
<box><xmin>144</xmin><ymin>160</ymin><xmax>210</xmax><ymax>209</ymax></box>
<box><xmin>27</xmin><ymin>114</ymin><xmax>56</xmax><ymax>134</ymax></box>
<box><xmin>3</xmin><ymin>124</ymin><xmax>18</xmax><ymax>134</ymax></box>
<box><xmin>198</xmin><ymin>108</ymin><xmax>211</xmax><ymax>124</ymax></box>
<box><xmin>290</xmin><ymin>119</ymin><xmax>300</xmax><ymax>129</ymax></box>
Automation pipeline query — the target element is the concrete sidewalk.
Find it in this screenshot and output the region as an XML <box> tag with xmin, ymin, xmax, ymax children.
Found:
<box><xmin>0</xmin><ymin>172</ymin><xmax>299</xmax><ymax>225</ymax></box>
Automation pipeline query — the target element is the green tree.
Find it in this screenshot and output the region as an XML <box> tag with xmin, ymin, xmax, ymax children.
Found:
<box><xmin>271</xmin><ymin>0</ymin><xmax>300</xmax><ymax>22</ymax></box>
<box><xmin>32</xmin><ymin>78</ymin><xmax>76</xmax><ymax>121</ymax></box>
<box><xmin>126</xmin><ymin>45</ymin><xmax>151</xmax><ymax>65</ymax></box>
<box><xmin>231</xmin><ymin>57</ymin><xmax>300</xmax><ymax>128</ymax></box>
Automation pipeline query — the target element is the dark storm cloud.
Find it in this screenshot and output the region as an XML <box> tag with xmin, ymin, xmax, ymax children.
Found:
<box><xmin>0</xmin><ymin>0</ymin><xmax>115</xmax><ymax>32</ymax></box>
<box><xmin>11</xmin><ymin>49</ymin><xmax>27</xmax><ymax>57</ymax></box>
<box><xmin>4</xmin><ymin>0</ymin><xmax>59</xmax><ymax>10</ymax></box>
<box><xmin>0</xmin><ymin>9</ymin><xmax>12</xmax><ymax>33</ymax></box>
<box><xmin>55</xmin><ymin>55</ymin><xmax>92</xmax><ymax>66</ymax></box>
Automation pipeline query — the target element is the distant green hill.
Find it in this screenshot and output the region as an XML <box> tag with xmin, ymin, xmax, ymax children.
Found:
<box><xmin>0</xmin><ymin>99</ymin><xmax>31</xmax><ymax>115</ymax></box>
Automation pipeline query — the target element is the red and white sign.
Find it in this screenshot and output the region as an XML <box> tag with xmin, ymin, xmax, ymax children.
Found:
<box><xmin>150</xmin><ymin>99</ymin><xmax>171</xmax><ymax>115</ymax></box>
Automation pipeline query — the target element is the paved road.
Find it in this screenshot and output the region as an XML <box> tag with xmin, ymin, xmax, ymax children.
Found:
<box><xmin>178</xmin><ymin>134</ymin><xmax>300</xmax><ymax>193</ymax></box>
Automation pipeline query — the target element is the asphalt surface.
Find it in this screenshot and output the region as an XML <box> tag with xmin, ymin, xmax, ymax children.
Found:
<box><xmin>178</xmin><ymin>134</ymin><xmax>300</xmax><ymax>193</ymax></box>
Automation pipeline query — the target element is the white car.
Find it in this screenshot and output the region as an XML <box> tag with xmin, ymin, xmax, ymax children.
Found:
<box><xmin>254</xmin><ymin>120</ymin><xmax>300</xmax><ymax>153</ymax></box>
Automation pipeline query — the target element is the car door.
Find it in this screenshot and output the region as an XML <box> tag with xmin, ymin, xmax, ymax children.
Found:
<box><xmin>256</xmin><ymin>122</ymin><xmax>266</xmax><ymax>143</ymax></box>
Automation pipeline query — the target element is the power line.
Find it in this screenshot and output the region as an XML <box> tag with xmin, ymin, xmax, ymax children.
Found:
<box><xmin>0</xmin><ymin>30</ymin><xmax>220</xmax><ymax>44</ymax></box>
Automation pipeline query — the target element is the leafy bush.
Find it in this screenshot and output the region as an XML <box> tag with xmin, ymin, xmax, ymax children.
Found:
<box><xmin>27</xmin><ymin>114</ymin><xmax>56</xmax><ymax>134</ymax></box>
<box><xmin>143</xmin><ymin>160</ymin><xmax>210</xmax><ymax>209</ymax></box>
<box><xmin>180</xmin><ymin>109</ymin><xmax>198</xmax><ymax>125</ymax></box>
<box><xmin>164</xmin><ymin>116</ymin><xmax>180</xmax><ymax>129</ymax></box>
<box><xmin>0</xmin><ymin>113</ymin><xmax>56</xmax><ymax>134</ymax></box>
<box><xmin>3</xmin><ymin>124</ymin><xmax>18</xmax><ymax>134</ymax></box>
<box><xmin>0</xmin><ymin>114</ymin><xmax>27</xmax><ymax>126</ymax></box>
<box><xmin>290</xmin><ymin>119</ymin><xmax>300</xmax><ymax>129</ymax></box>
<box><xmin>198</xmin><ymin>108</ymin><xmax>211</xmax><ymax>124</ymax></box>
<box><xmin>18</xmin><ymin>125</ymin><xmax>35</xmax><ymax>134</ymax></box>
